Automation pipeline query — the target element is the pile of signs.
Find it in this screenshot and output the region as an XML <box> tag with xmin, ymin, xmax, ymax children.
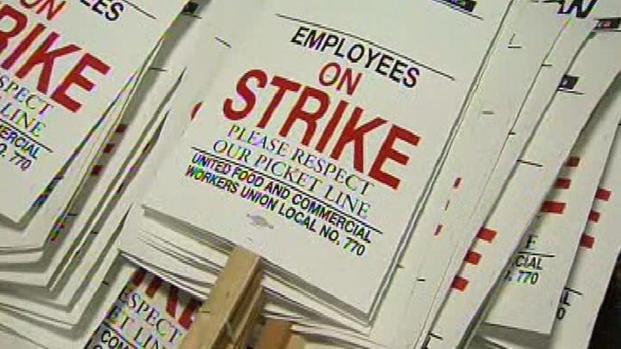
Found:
<box><xmin>0</xmin><ymin>0</ymin><xmax>619</xmax><ymax>348</ymax></box>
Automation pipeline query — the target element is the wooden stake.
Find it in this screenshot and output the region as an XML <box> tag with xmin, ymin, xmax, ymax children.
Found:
<box><xmin>224</xmin><ymin>282</ymin><xmax>264</xmax><ymax>349</ymax></box>
<box><xmin>255</xmin><ymin>319</ymin><xmax>292</xmax><ymax>349</ymax></box>
<box><xmin>180</xmin><ymin>247</ymin><xmax>263</xmax><ymax>349</ymax></box>
<box><xmin>286</xmin><ymin>334</ymin><xmax>308</xmax><ymax>349</ymax></box>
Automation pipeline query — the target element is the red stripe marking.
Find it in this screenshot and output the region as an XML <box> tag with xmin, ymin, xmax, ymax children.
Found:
<box><xmin>131</xmin><ymin>269</ymin><xmax>147</xmax><ymax>286</ymax></box>
<box><xmin>90</xmin><ymin>165</ymin><xmax>103</xmax><ymax>176</ymax></box>
<box><xmin>115</xmin><ymin>124</ymin><xmax>128</xmax><ymax>134</ymax></box>
<box><xmin>554</xmin><ymin>178</ymin><xmax>571</xmax><ymax>189</ymax></box>
<box><xmin>452</xmin><ymin>276</ymin><xmax>469</xmax><ymax>292</ymax></box>
<box><xmin>191</xmin><ymin>102</ymin><xmax>203</xmax><ymax>120</ymax></box>
<box><xmin>566</xmin><ymin>156</ymin><xmax>580</xmax><ymax>167</ymax></box>
<box><xmin>477</xmin><ymin>228</ymin><xmax>497</xmax><ymax>243</ymax></box>
<box><xmin>541</xmin><ymin>201</ymin><xmax>566</xmax><ymax>214</ymax></box>
<box><xmin>588</xmin><ymin>210</ymin><xmax>600</xmax><ymax>223</ymax></box>
<box><xmin>596</xmin><ymin>188</ymin><xmax>611</xmax><ymax>201</ymax></box>
<box><xmin>464</xmin><ymin>251</ymin><xmax>482</xmax><ymax>265</ymax></box>
<box><xmin>453</xmin><ymin>177</ymin><xmax>462</xmax><ymax>189</ymax></box>
<box><xmin>166</xmin><ymin>285</ymin><xmax>179</xmax><ymax>318</ymax></box>
<box><xmin>580</xmin><ymin>235</ymin><xmax>595</xmax><ymax>249</ymax></box>
<box><xmin>103</xmin><ymin>143</ymin><xmax>115</xmax><ymax>154</ymax></box>
<box><xmin>434</xmin><ymin>224</ymin><xmax>443</xmax><ymax>236</ymax></box>
<box><xmin>179</xmin><ymin>299</ymin><xmax>201</xmax><ymax>330</ymax></box>
<box><xmin>145</xmin><ymin>276</ymin><xmax>163</xmax><ymax>298</ymax></box>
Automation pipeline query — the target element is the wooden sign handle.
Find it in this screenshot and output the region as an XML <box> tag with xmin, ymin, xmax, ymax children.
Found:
<box><xmin>179</xmin><ymin>246</ymin><xmax>303</xmax><ymax>348</ymax></box>
<box><xmin>256</xmin><ymin>319</ymin><xmax>305</xmax><ymax>349</ymax></box>
<box><xmin>180</xmin><ymin>247</ymin><xmax>263</xmax><ymax>349</ymax></box>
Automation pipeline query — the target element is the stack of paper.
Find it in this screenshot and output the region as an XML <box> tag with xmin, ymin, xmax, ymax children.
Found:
<box><xmin>0</xmin><ymin>0</ymin><xmax>190</xmax><ymax>347</ymax></box>
<box><xmin>1</xmin><ymin>0</ymin><xmax>621</xmax><ymax>348</ymax></box>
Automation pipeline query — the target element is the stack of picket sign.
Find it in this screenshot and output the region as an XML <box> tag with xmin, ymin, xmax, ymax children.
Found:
<box><xmin>1</xmin><ymin>0</ymin><xmax>621</xmax><ymax>348</ymax></box>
